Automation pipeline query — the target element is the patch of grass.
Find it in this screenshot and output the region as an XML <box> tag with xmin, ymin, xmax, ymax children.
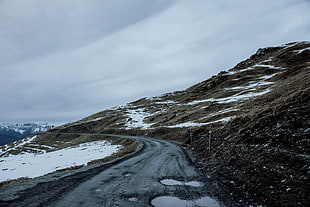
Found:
<box><xmin>0</xmin><ymin>177</ymin><xmax>30</xmax><ymax>188</ymax></box>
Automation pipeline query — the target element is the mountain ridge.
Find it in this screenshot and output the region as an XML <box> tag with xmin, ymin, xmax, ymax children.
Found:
<box><xmin>0</xmin><ymin>122</ymin><xmax>53</xmax><ymax>146</ymax></box>
<box><xmin>54</xmin><ymin>41</ymin><xmax>309</xmax><ymax>133</ymax></box>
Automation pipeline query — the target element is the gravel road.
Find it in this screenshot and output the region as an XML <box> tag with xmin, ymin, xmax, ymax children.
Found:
<box><xmin>0</xmin><ymin>135</ymin><xmax>225</xmax><ymax>207</ymax></box>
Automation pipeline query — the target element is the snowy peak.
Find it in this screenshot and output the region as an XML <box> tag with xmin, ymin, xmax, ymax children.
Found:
<box><xmin>0</xmin><ymin>122</ymin><xmax>53</xmax><ymax>135</ymax></box>
<box><xmin>0</xmin><ymin>122</ymin><xmax>54</xmax><ymax>146</ymax></box>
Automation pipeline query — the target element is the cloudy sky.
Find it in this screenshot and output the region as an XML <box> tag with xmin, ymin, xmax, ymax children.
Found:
<box><xmin>1</xmin><ymin>0</ymin><xmax>310</xmax><ymax>124</ymax></box>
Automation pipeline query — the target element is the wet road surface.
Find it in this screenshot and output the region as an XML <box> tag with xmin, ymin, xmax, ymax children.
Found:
<box><xmin>0</xmin><ymin>134</ymin><xmax>224</xmax><ymax>207</ymax></box>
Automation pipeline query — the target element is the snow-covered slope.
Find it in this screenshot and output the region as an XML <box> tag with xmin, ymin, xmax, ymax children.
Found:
<box><xmin>0</xmin><ymin>135</ymin><xmax>121</xmax><ymax>182</ymax></box>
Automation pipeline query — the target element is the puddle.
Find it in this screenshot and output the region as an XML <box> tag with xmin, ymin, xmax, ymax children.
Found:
<box><xmin>151</xmin><ymin>196</ymin><xmax>220</xmax><ymax>207</ymax></box>
<box><xmin>160</xmin><ymin>179</ymin><xmax>204</xmax><ymax>187</ymax></box>
<box><xmin>128</xmin><ymin>197</ymin><xmax>138</xmax><ymax>202</ymax></box>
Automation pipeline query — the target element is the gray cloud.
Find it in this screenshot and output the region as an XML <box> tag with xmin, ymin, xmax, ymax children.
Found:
<box><xmin>1</xmin><ymin>0</ymin><xmax>310</xmax><ymax>124</ymax></box>
<box><xmin>0</xmin><ymin>0</ymin><xmax>175</xmax><ymax>64</ymax></box>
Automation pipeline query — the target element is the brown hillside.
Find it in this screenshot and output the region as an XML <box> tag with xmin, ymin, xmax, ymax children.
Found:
<box><xmin>51</xmin><ymin>41</ymin><xmax>310</xmax><ymax>206</ymax></box>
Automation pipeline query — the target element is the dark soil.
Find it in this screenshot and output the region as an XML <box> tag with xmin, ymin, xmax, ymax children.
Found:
<box><xmin>183</xmin><ymin>43</ymin><xmax>310</xmax><ymax>206</ymax></box>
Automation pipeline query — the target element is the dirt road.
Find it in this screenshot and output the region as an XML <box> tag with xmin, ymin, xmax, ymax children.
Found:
<box><xmin>0</xmin><ymin>135</ymin><xmax>225</xmax><ymax>207</ymax></box>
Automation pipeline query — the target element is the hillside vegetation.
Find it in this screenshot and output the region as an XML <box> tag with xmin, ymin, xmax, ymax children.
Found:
<box><xmin>47</xmin><ymin>41</ymin><xmax>310</xmax><ymax>206</ymax></box>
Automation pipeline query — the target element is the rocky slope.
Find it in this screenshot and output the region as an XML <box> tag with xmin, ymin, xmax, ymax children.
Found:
<box><xmin>50</xmin><ymin>41</ymin><xmax>309</xmax><ymax>206</ymax></box>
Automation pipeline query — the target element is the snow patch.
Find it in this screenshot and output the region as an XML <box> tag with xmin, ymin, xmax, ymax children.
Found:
<box><xmin>258</xmin><ymin>73</ymin><xmax>279</xmax><ymax>80</ymax></box>
<box><xmin>165</xmin><ymin>116</ymin><xmax>235</xmax><ymax>128</ymax></box>
<box><xmin>155</xmin><ymin>100</ymin><xmax>176</xmax><ymax>105</ymax></box>
<box><xmin>254</xmin><ymin>64</ymin><xmax>283</xmax><ymax>70</ymax></box>
<box><xmin>294</xmin><ymin>46</ymin><xmax>310</xmax><ymax>54</ymax></box>
<box><xmin>224</xmin><ymin>81</ymin><xmax>273</xmax><ymax>91</ymax></box>
<box><xmin>6</xmin><ymin>135</ymin><xmax>38</xmax><ymax>153</ymax></box>
<box><xmin>187</xmin><ymin>99</ymin><xmax>212</xmax><ymax>105</ymax></box>
<box><xmin>165</xmin><ymin>121</ymin><xmax>206</xmax><ymax>128</ymax></box>
<box><xmin>187</xmin><ymin>88</ymin><xmax>271</xmax><ymax>106</ymax></box>
<box><xmin>125</xmin><ymin>109</ymin><xmax>153</xmax><ymax>129</ymax></box>
<box><xmin>212</xmin><ymin>89</ymin><xmax>272</xmax><ymax>104</ymax></box>
<box><xmin>206</xmin><ymin>116</ymin><xmax>235</xmax><ymax>124</ymax></box>
<box><xmin>200</xmin><ymin>108</ymin><xmax>239</xmax><ymax>118</ymax></box>
<box><xmin>160</xmin><ymin>179</ymin><xmax>204</xmax><ymax>187</ymax></box>
<box><xmin>227</xmin><ymin>63</ymin><xmax>283</xmax><ymax>75</ymax></box>
<box><xmin>81</xmin><ymin>117</ymin><xmax>104</xmax><ymax>123</ymax></box>
<box><xmin>0</xmin><ymin>141</ymin><xmax>121</xmax><ymax>182</ymax></box>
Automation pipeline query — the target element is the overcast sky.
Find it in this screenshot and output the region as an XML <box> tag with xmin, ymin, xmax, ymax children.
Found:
<box><xmin>1</xmin><ymin>0</ymin><xmax>310</xmax><ymax>124</ymax></box>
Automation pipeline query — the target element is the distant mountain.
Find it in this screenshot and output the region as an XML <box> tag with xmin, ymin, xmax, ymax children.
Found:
<box><xmin>0</xmin><ymin>122</ymin><xmax>53</xmax><ymax>146</ymax></box>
